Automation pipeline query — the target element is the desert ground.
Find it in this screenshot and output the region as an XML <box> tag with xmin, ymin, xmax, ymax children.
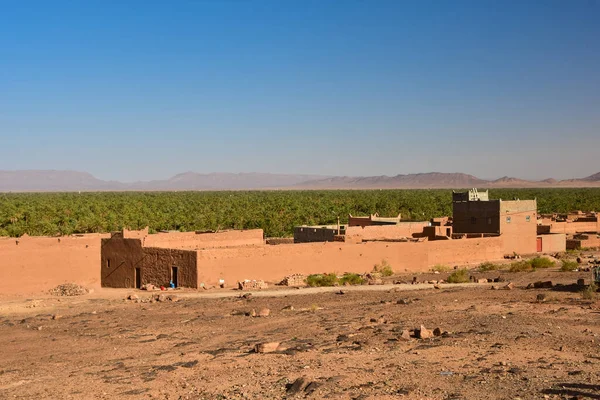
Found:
<box><xmin>1</xmin><ymin>261</ymin><xmax>599</xmax><ymax>400</ymax></box>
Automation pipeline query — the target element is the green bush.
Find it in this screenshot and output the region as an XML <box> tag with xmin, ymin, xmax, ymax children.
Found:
<box><xmin>338</xmin><ymin>273</ymin><xmax>365</xmax><ymax>285</ymax></box>
<box><xmin>581</xmin><ymin>283</ymin><xmax>598</xmax><ymax>300</ymax></box>
<box><xmin>509</xmin><ymin>257</ymin><xmax>555</xmax><ymax>272</ymax></box>
<box><xmin>306</xmin><ymin>272</ymin><xmax>366</xmax><ymax>286</ymax></box>
<box><xmin>509</xmin><ymin>260</ymin><xmax>534</xmax><ymax>272</ymax></box>
<box><xmin>306</xmin><ymin>273</ymin><xmax>338</xmax><ymax>287</ymax></box>
<box><xmin>530</xmin><ymin>257</ymin><xmax>555</xmax><ymax>269</ymax></box>
<box><xmin>560</xmin><ymin>261</ymin><xmax>579</xmax><ymax>272</ymax></box>
<box><xmin>432</xmin><ymin>264</ymin><xmax>451</xmax><ymax>273</ymax></box>
<box><xmin>447</xmin><ymin>269</ymin><xmax>470</xmax><ymax>283</ymax></box>
<box><xmin>479</xmin><ymin>262</ymin><xmax>501</xmax><ymax>271</ymax></box>
<box><xmin>373</xmin><ymin>259</ymin><xmax>394</xmax><ymax>277</ymax></box>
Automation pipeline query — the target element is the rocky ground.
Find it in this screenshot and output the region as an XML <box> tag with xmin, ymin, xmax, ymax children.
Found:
<box><xmin>0</xmin><ymin>267</ymin><xmax>599</xmax><ymax>399</ymax></box>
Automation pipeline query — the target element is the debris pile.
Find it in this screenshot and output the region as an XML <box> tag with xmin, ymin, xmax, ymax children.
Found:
<box><xmin>280</xmin><ymin>274</ymin><xmax>306</xmax><ymax>287</ymax></box>
<box><xmin>238</xmin><ymin>280</ymin><xmax>268</xmax><ymax>290</ymax></box>
<box><xmin>49</xmin><ymin>283</ymin><xmax>89</xmax><ymax>296</ymax></box>
<box><xmin>362</xmin><ymin>272</ymin><xmax>383</xmax><ymax>285</ymax></box>
<box><xmin>125</xmin><ymin>293</ymin><xmax>181</xmax><ymax>303</ymax></box>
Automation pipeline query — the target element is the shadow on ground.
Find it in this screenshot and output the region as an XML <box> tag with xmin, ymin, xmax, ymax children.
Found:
<box><xmin>541</xmin><ymin>383</ymin><xmax>600</xmax><ymax>399</ymax></box>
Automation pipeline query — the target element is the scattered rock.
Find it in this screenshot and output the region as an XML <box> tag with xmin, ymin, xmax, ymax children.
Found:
<box><xmin>369</xmin><ymin>317</ymin><xmax>386</xmax><ymax>324</ymax></box>
<box><xmin>304</xmin><ymin>381</ymin><xmax>321</xmax><ymax>395</ymax></box>
<box><xmin>433</xmin><ymin>327</ymin><xmax>443</xmax><ymax>336</ymax></box>
<box><xmin>286</xmin><ymin>377</ymin><xmax>308</xmax><ymax>394</ymax></box>
<box><xmin>238</xmin><ymin>280</ymin><xmax>268</xmax><ymax>290</ymax></box>
<box><xmin>397</xmin><ymin>298</ymin><xmax>413</xmax><ymax>305</ymax></box>
<box><xmin>399</xmin><ymin>329</ymin><xmax>411</xmax><ymax>340</ymax></box>
<box><xmin>504</xmin><ymin>282</ymin><xmax>514</xmax><ymax>290</ymax></box>
<box><xmin>254</xmin><ymin>342</ymin><xmax>281</xmax><ymax>353</ymax></box>
<box><xmin>52</xmin><ymin>314</ymin><xmax>61</xmax><ymax>320</ymax></box>
<box><xmin>362</xmin><ymin>273</ymin><xmax>383</xmax><ymax>285</ymax></box>
<box><xmin>536</xmin><ymin>294</ymin><xmax>547</xmax><ymax>303</ymax></box>
<box><xmin>477</xmin><ymin>278</ymin><xmax>488</xmax><ymax>284</ymax></box>
<box><xmin>166</xmin><ymin>294</ymin><xmax>180</xmax><ymax>302</ymax></box>
<box><xmin>281</xmin><ymin>305</ymin><xmax>295</xmax><ymax>311</ymax></box>
<box><xmin>532</xmin><ymin>281</ymin><xmax>553</xmax><ymax>289</ymax></box>
<box><xmin>49</xmin><ymin>283</ymin><xmax>89</xmax><ymax>297</ymax></box>
<box><xmin>127</xmin><ymin>294</ymin><xmax>140</xmax><ymax>301</ymax></box>
<box><xmin>415</xmin><ymin>325</ymin><xmax>433</xmax><ymax>339</ymax></box>
<box><xmin>257</xmin><ymin>308</ymin><xmax>270</xmax><ymax>317</ymax></box>
<box><xmin>154</xmin><ymin>294</ymin><xmax>167</xmax><ymax>302</ymax></box>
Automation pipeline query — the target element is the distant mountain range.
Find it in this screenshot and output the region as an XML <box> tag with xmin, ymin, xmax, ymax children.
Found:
<box><xmin>0</xmin><ymin>170</ymin><xmax>599</xmax><ymax>192</ymax></box>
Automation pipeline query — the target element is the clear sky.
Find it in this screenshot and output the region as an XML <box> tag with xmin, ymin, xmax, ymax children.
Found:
<box><xmin>1</xmin><ymin>0</ymin><xmax>599</xmax><ymax>182</ymax></box>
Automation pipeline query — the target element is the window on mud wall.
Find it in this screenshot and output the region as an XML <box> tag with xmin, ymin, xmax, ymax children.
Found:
<box><xmin>506</xmin><ymin>216</ymin><xmax>511</xmax><ymax>223</ymax></box>
<box><xmin>526</xmin><ymin>215</ymin><xmax>531</xmax><ymax>222</ymax></box>
<box><xmin>106</xmin><ymin>259</ymin><xmax>110</xmax><ymax>268</ymax></box>
<box><xmin>471</xmin><ymin>217</ymin><xmax>477</xmax><ymax>224</ymax></box>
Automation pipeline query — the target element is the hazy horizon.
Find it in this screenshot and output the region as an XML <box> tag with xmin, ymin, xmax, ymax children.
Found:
<box><xmin>1</xmin><ymin>1</ymin><xmax>598</xmax><ymax>182</ymax></box>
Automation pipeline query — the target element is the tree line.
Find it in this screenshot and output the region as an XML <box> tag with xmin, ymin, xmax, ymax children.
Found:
<box><xmin>0</xmin><ymin>188</ymin><xmax>598</xmax><ymax>238</ymax></box>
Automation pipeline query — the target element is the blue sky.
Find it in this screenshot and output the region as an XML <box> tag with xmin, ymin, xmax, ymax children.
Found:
<box><xmin>1</xmin><ymin>0</ymin><xmax>598</xmax><ymax>181</ymax></box>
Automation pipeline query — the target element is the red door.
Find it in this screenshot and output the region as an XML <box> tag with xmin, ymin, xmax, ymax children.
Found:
<box><xmin>536</xmin><ymin>237</ymin><xmax>542</xmax><ymax>252</ymax></box>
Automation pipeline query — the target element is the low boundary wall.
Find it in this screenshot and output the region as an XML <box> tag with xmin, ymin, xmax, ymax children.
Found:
<box><xmin>0</xmin><ymin>234</ymin><xmax>108</xmax><ymax>296</ymax></box>
<box><xmin>195</xmin><ymin>236</ymin><xmax>505</xmax><ymax>286</ymax></box>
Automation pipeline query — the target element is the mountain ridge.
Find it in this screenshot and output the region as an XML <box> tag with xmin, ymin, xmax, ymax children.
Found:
<box><xmin>0</xmin><ymin>170</ymin><xmax>599</xmax><ymax>192</ymax></box>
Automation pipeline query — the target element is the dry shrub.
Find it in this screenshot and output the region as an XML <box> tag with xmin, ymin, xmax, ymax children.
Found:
<box><xmin>447</xmin><ymin>269</ymin><xmax>470</xmax><ymax>283</ymax></box>
<box><xmin>373</xmin><ymin>259</ymin><xmax>394</xmax><ymax>277</ymax></box>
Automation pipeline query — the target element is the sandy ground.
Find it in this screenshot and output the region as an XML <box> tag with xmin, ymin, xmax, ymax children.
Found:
<box><xmin>1</xmin><ymin>267</ymin><xmax>599</xmax><ymax>400</ymax></box>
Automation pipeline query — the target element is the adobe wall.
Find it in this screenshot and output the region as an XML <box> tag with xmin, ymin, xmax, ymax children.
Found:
<box><xmin>567</xmin><ymin>234</ymin><xmax>600</xmax><ymax>250</ymax></box>
<box><xmin>499</xmin><ymin>200</ymin><xmax>537</xmax><ymax>254</ymax></box>
<box><xmin>453</xmin><ymin>200</ymin><xmax>500</xmax><ymax>234</ymax></box>
<box><xmin>0</xmin><ymin>234</ymin><xmax>108</xmax><ymax>296</ymax></box>
<box><xmin>427</xmin><ymin>237</ymin><xmax>505</xmax><ymax>266</ymax></box>
<box><xmin>348</xmin><ymin>215</ymin><xmax>400</xmax><ymax>227</ymax></box>
<box><xmin>101</xmin><ymin>238</ymin><xmax>197</xmax><ymax>288</ymax></box>
<box><xmin>142</xmin><ymin>229</ymin><xmax>264</xmax><ymax>249</ymax></box>
<box><xmin>538</xmin><ymin>234</ymin><xmax>566</xmax><ymax>253</ymax></box>
<box><xmin>345</xmin><ymin>222</ymin><xmax>430</xmax><ymax>242</ymax></box>
<box><xmin>194</xmin><ymin>237</ymin><xmax>506</xmax><ymax>286</ymax></box>
<box><xmin>539</xmin><ymin>219</ymin><xmax>599</xmax><ymax>235</ymax></box>
<box><xmin>293</xmin><ymin>226</ymin><xmax>337</xmax><ymax>243</ymax></box>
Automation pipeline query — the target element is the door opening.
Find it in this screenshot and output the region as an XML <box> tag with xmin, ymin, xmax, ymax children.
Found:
<box><xmin>171</xmin><ymin>266</ymin><xmax>178</xmax><ymax>288</ymax></box>
<box><xmin>536</xmin><ymin>237</ymin><xmax>543</xmax><ymax>252</ymax></box>
<box><xmin>135</xmin><ymin>268</ymin><xmax>141</xmax><ymax>289</ymax></box>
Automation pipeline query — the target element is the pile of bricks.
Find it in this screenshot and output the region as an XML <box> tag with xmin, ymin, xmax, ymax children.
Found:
<box><xmin>279</xmin><ymin>274</ymin><xmax>306</xmax><ymax>287</ymax></box>
<box><xmin>238</xmin><ymin>280</ymin><xmax>268</xmax><ymax>290</ymax></box>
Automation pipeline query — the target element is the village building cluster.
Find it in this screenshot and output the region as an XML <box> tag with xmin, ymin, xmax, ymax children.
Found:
<box><xmin>1</xmin><ymin>189</ymin><xmax>597</xmax><ymax>295</ymax></box>
<box><xmin>99</xmin><ymin>189</ymin><xmax>599</xmax><ymax>289</ymax></box>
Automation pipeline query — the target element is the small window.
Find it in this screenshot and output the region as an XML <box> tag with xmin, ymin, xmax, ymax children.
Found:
<box><xmin>106</xmin><ymin>259</ymin><xmax>111</xmax><ymax>268</ymax></box>
<box><xmin>526</xmin><ymin>215</ymin><xmax>531</xmax><ymax>222</ymax></box>
<box><xmin>471</xmin><ymin>217</ymin><xmax>477</xmax><ymax>224</ymax></box>
<box><xmin>487</xmin><ymin>217</ymin><xmax>492</xmax><ymax>225</ymax></box>
<box><xmin>506</xmin><ymin>216</ymin><xmax>511</xmax><ymax>223</ymax></box>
